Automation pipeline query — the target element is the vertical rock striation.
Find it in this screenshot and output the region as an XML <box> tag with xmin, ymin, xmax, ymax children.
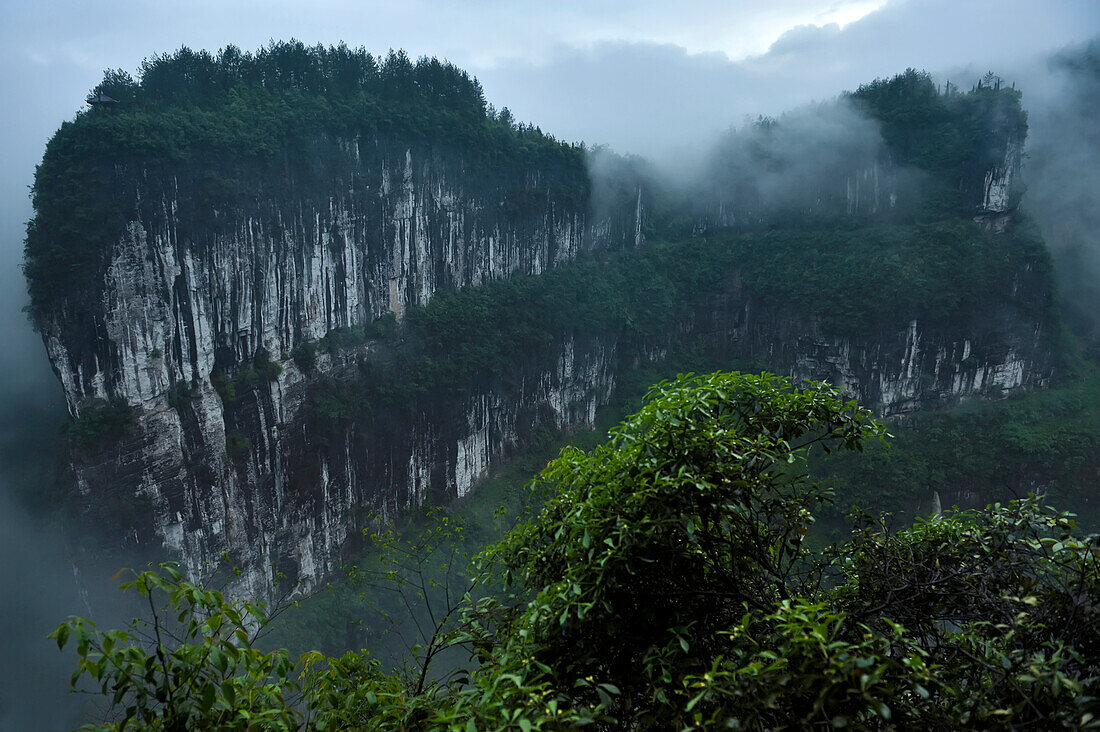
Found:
<box><xmin>43</xmin><ymin>139</ymin><xmax>617</xmax><ymax>411</ymax></box>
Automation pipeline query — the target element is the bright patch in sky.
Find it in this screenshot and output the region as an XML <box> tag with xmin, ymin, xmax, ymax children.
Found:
<box><xmin>816</xmin><ymin>0</ymin><xmax>888</xmax><ymax>29</ymax></box>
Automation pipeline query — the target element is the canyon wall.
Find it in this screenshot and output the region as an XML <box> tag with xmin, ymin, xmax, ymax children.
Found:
<box><xmin>35</xmin><ymin>99</ymin><xmax>1049</xmax><ymax>600</ymax></box>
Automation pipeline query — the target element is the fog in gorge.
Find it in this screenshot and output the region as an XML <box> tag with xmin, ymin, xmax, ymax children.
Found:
<box><xmin>0</xmin><ymin>200</ymin><xmax>84</xmax><ymax>727</ymax></box>
<box><xmin>1015</xmin><ymin>42</ymin><xmax>1100</xmax><ymax>346</ymax></box>
<box><xmin>0</xmin><ymin>1</ymin><xmax>1097</xmax><ymax>727</ymax></box>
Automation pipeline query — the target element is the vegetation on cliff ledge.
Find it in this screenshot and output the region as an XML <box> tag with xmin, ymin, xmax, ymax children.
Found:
<box><xmin>299</xmin><ymin>215</ymin><xmax>1051</xmax><ymax>446</ymax></box>
<box><xmin>850</xmin><ymin>68</ymin><xmax>1027</xmax><ymax>200</ymax></box>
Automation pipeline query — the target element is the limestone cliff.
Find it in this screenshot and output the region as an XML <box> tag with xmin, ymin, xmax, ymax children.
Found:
<box><xmin>28</xmin><ymin>54</ymin><xmax>1054</xmax><ymax>600</ymax></box>
<box><xmin>42</xmin><ymin>139</ymin><xmax>616</xmax><ymax>411</ymax></box>
<box><xmin>36</xmin><ymin>134</ymin><xmax>639</xmax><ymax>597</ymax></box>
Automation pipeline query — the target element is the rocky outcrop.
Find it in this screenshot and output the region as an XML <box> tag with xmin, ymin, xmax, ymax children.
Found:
<box><xmin>71</xmin><ymin>330</ymin><xmax>619</xmax><ymax>599</ymax></box>
<box><xmin>707</xmin><ymin>305</ymin><xmax>1051</xmax><ymax>418</ymax></box>
<box><xmin>41</xmin><ymin>136</ymin><xmax>646</xmax><ymax>597</ymax></box>
<box><xmin>982</xmin><ymin>136</ymin><xmax>1023</xmax><ymax>215</ymax></box>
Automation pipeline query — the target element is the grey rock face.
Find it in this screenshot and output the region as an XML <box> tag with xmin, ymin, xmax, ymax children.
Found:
<box><xmin>43</xmin><ymin>139</ymin><xmax>638</xmax><ymax>598</ymax></box>
<box><xmin>702</xmin><ymin>302</ymin><xmax>1052</xmax><ymax>418</ymax></box>
<box><xmin>46</xmin><ymin>140</ymin><xmax>610</xmax><ymax>410</ymax></box>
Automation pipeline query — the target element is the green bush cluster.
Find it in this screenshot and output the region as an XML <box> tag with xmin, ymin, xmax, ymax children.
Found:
<box><xmin>291</xmin><ymin>341</ymin><xmax>318</xmax><ymax>373</ymax></box>
<box><xmin>699</xmin><ymin>69</ymin><xmax>1030</xmax><ymax>227</ymax></box>
<box><xmin>211</xmin><ymin>350</ymin><xmax>283</xmax><ymax>406</ymax></box>
<box><xmin>210</xmin><ymin>370</ymin><xmax>236</xmax><ymax>404</ymax></box>
<box><xmin>254</xmin><ymin>348</ymin><xmax>283</xmax><ymax>381</ymax></box>
<box><xmin>65</xmin><ymin>397</ymin><xmax>136</xmax><ymax>451</ymax></box>
<box><xmin>54</xmin><ymin>373</ymin><xmax>1100</xmax><ymax>729</ymax></box>
<box><xmin>225</xmin><ymin>429</ymin><xmax>252</xmax><ymax>461</ymax></box>
<box><xmin>731</xmin><ymin>218</ymin><xmax>1051</xmax><ymax>333</ymax></box>
<box><xmin>166</xmin><ymin>381</ymin><xmax>194</xmax><ymax>410</ymax></box>
<box><xmin>305</xmin><ymin>381</ymin><xmax>367</xmax><ymax>443</ymax></box>
<box><xmin>290</xmin><ymin>314</ymin><xmax>396</xmax><ymax>374</ymax></box>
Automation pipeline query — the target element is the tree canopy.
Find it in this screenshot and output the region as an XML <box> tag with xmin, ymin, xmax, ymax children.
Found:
<box><xmin>53</xmin><ymin>372</ymin><xmax>1100</xmax><ymax>729</ymax></box>
<box><xmin>848</xmin><ymin>68</ymin><xmax>1027</xmax><ymax>212</ymax></box>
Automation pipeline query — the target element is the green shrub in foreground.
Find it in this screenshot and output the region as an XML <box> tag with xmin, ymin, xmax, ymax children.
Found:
<box><xmin>54</xmin><ymin>372</ymin><xmax>1100</xmax><ymax>730</ymax></box>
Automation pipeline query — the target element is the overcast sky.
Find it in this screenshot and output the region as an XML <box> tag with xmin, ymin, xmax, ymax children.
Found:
<box><xmin>2</xmin><ymin>1</ymin><xmax>1098</xmax><ymax>171</ymax></box>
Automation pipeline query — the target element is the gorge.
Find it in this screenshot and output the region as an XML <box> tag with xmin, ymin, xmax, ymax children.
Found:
<box><xmin>24</xmin><ymin>47</ymin><xmax>1056</xmax><ymax>600</ymax></box>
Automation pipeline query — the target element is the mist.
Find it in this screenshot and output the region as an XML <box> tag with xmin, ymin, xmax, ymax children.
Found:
<box><xmin>0</xmin><ymin>72</ymin><xmax>145</xmax><ymax>728</ymax></box>
<box><xmin>694</xmin><ymin>99</ymin><xmax>901</xmax><ymax>223</ymax></box>
<box><xmin>0</xmin><ymin>490</ymin><xmax>83</xmax><ymax>729</ymax></box>
<box><xmin>474</xmin><ymin>0</ymin><xmax>1098</xmax><ymax>166</ymax></box>
<box><xmin>1014</xmin><ymin>41</ymin><xmax>1100</xmax><ymax>345</ymax></box>
<box><xmin>0</xmin><ymin>124</ymin><xmax>78</xmax><ymax>728</ymax></box>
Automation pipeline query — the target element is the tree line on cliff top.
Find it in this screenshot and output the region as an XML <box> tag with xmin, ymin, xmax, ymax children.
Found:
<box><xmin>23</xmin><ymin>41</ymin><xmax>587</xmax><ymax>318</ymax></box>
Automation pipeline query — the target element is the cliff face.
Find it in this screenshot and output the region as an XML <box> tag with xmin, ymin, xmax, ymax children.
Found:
<box><xmin>40</xmin><ymin>136</ymin><xmax>643</xmax><ymax>596</ymax></box>
<box><xmin>702</xmin><ymin>296</ymin><xmax>1051</xmax><ymax>418</ymax></box>
<box><xmin>70</xmin><ymin>331</ymin><xmax>620</xmax><ymax>598</ymax></box>
<box><xmin>60</xmin><ymin>260</ymin><xmax>1052</xmax><ymax>599</ymax></box>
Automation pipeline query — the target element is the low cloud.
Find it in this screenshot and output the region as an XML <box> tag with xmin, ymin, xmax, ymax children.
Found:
<box><xmin>1014</xmin><ymin>42</ymin><xmax>1100</xmax><ymax>342</ymax></box>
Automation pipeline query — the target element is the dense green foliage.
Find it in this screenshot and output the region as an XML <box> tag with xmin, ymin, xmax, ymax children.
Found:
<box><xmin>730</xmin><ymin>218</ymin><xmax>1050</xmax><ymax>333</ymax></box>
<box><xmin>52</xmin><ymin>564</ymin><xmax>302</xmax><ymax>729</ymax></box>
<box><xmin>265</xmin><ymin>363</ymin><xmax>698</xmax><ymax>660</ymax></box>
<box><xmin>65</xmin><ymin>397</ymin><xmax>135</xmax><ymax>452</ymax></box>
<box><xmin>24</xmin><ymin>41</ymin><xmax>586</xmax><ymax>317</ymax></box>
<box><xmin>817</xmin><ymin>362</ymin><xmax>1100</xmax><ymax>525</ymax></box>
<box><xmin>55</xmin><ymin>373</ymin><xmax>1100</xmax><ymax>729</ymax></box>
<box><xmin>850</xmin><ymin>69</ymin><xmax>1027</xmax><ymax>188</ymax></box>
<box><xmin>212</xmin><ymin>349</ymin><xmax>283</xmax><ymax>406</ymax></box>
<box><xmin>300</xmin><ymin>216</ymin><xmax>1050</xmax><ymax>444</ymax></box>
<box><xmin>268</xmin><ymin>353</ymin><xmax>764</xmax><ymax>660</ymax></box>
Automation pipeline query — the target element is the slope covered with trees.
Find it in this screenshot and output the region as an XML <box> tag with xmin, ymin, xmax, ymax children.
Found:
<box><xmin>850</xmin><ymin>68</ymin><xmax>1027</xmax><ymax>199</ymax></box>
